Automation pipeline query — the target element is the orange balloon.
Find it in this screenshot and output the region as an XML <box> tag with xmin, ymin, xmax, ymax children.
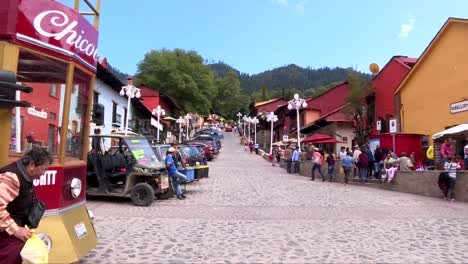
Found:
<box><xmin>369</xmin><ymin>63</ymin><xmax>379</xmax><ymax>74</ymax></box>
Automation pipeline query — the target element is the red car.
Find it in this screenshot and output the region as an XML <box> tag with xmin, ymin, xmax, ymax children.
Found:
<box><xmin>225</xmin><ymin>127</ymin><xmax>232</xmax><ymax>132</ymax></box>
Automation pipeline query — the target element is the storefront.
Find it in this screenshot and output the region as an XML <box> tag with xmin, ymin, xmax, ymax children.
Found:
<box><xmin>395</xmin><ymin>18</ymin><xmax>468</xmax><ymax>159</ymax></box>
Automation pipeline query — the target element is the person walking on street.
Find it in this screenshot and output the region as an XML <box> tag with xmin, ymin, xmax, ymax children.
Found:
<box><xmin>165</xmin><ymin>147</ymin><xmax>187</xmax><ymax>200</ymax></box>
<box><xmin>311</xmin><ymin>148</ymin><xmax>324</xmax><ymax>181</ymax></box>
<box><xmin>0</xmin><ymin>147</ymin><xmax>52</xmax><ymax>264</ymax></box>
<box><xmin>338</xmin><ymin>146</ymin><xmax>347</xmax><ymax>160</ymax></box>
<box><xmin>364</xmin><ymin>146</ymin><xmax>374</xmax><ymax>178</ymax></box>
<box><xmin>342</xmin><ymin>152</ymin><xmax>354</xmax><ymax>185</ymax></box>
<box><xmin>285</xmin><ymin>146</ymin><xmax>293</xmax><ymax>173</ymax></box>
<box><xmin>353</xmin><ymin>145</ymin><xmax>362</xmax><ymax>178</ymax></box>
<box><xmin>326</xmin><ymin>151</ymin><xmax>335</xmax><ymax>182</ymax></box>
<box><xmin>444</xmin><ymin>156</ymin><xmax>461</xmax><ymax>202</ymax></box>
<box><xmin>358</xmin><ymin>150</ymin><xmax>369</xmax><ymax>183</ymax></box>
<box><xmin>292</xmin><ymin>146</ymin><xmax>300</xmax><ymax>174</ymax></box>
<box><xmin>464</xmin><ymin>140</ymin><xmax>468</xmax><ymax>170</ymax></box>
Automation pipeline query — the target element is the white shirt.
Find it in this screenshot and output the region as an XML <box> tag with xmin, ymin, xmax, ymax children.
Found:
<box><xmin>353</xmin><ymin>149</ymin><xmax>361</xmax><ymax>162</ymax></box>
<box><xmin>339</xmin><ymin>151</ymin><xmax>347</xmax><ymax>160</ymax></box>
<box><xmin>464</xmin><ymin>144</ymin><xmax>468</xmax><ymax>159</ymax></box>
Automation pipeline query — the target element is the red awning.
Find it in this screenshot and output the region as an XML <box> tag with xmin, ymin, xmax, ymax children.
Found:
<box><xmin>302</xmin><ymin>133</ymin><xmax>334</xmax><ymax>143</ymax></box>
<box><xmin>313</xmin><ymin>138</ymin><xmax>342</xmax><ymax>144</ymax></box>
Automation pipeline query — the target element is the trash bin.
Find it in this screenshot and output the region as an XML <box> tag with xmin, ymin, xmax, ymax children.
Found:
<box><xmin>195</xmin><ymin>165</ymin><xmax>209</xmax><ymax>178</ymax></box>
<box><xmin>182</xmin><ymin>167</ymin><xmax>195</xmax><ymax>183</ymax></box>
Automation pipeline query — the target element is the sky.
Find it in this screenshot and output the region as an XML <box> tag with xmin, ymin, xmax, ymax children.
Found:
<box><xmin>59</xmin><ymin>0</ymin><xmax>468</xmax><ymax>76</ymax></box>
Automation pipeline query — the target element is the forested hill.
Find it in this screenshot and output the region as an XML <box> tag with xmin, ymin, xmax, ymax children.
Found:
<box><xmin>209</xmin><ymin>62</ymin><xmax>370</xmax><ymax>95</ymax></box>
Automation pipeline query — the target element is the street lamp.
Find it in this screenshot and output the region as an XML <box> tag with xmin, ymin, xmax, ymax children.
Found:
<box><xmin>242</xmin><ymin>115</ymin><xmax>248</xmax><ymax>137</ymax></box>
<box><xmin>237</xmin><ymin>112</ymin><xmax>242</xmax><ymax>125</ymax></box>
<box><xmin>247</xmin><ymin>116</ymin><xmax>252</xmax><ymax>140</ymax></box>
<box><xmin>176</xmin><ymin>116</ymin><xmax>185</xmax><ymax>143</ymax></box>
<box><xmin>266</xmin><ymin>111</ymin><xmax>278</xmax><ymax>154</ymax></box>
<box><xmin>120</xmin><ymin>77</ymin><xmax>141</xmax><ymax>136</ymax></box>
<box><xmin>184</xmin><ymin>113</ymin><xmax>191</xmax><ymax>140</ymax></box>
<box><xmin>287</xmin><ymin>93</ymin><xmax>307</xmax><ymax>151</ymax></box>
<box><xmin>251</xmin><ymin>117</ymin><xmax>259</xmax><ymax>144</ymax></box>
<box><xmin>152</xmin><ymin>105</ymin><xmax>165</xmax><ymax>142</ymax></box>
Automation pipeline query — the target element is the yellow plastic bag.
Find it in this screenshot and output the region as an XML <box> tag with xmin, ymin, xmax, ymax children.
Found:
<box><xmin>20</xmin><ymin>234</ymin><xmax>48</xmax><ymax>264</ymax></box>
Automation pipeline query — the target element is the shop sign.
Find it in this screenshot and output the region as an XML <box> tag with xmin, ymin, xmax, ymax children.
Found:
<box><xmin>16</xmin><ymin>0</ymin><xmax>99</xmax><ymax>69</ymax></box>
<box><xmin>376</xmin><ymin>120</ymin><xmax>382</xmax><ymax>131</ymax></box>
<box><xmin>282</xmin><ymin>135</ymin><xmax>288</xmax><ymax>142</ymax></box>
<box><xmin>389</xmin><ymin>118</ymin><xmax>397</xmax><ymax>134</ymax></box>
<box><xmin>450</xmin><ymin>100</ymin><xmax>468</xmax><ymax>114</ymax></box>
<box><xmin>151</xmin><ymin>117</ymin><xmax>163</xmax><ymax>131</ymax></box>
<box><xmin>27</xmin><ymin>107</ymin><xmax>47</xmax><ymax>119</ymax></box>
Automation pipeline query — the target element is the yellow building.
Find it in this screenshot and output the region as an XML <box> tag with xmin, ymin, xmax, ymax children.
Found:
<box><xmin>395</xmin><ymin>18</ymin><xmax>468</xmax><ymax>144</ymax></box>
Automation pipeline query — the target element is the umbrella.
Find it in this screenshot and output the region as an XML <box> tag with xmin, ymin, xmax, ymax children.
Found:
<box><xmin>163</xmin><ymin>116</ymin><xmax>177</xmax><ymax>121</ymax></box>
<box><xmin>288</xmin><ymin>138</ymin><xmax>298</xmax><ymax>143</ymax></box>
<box><xmin>302</xmin><ymin>133</ymin><xmax>334</xmax><ymax>143</ymax></box>
<box><xmin>432</xmin><ymin>123</ymin><xmax>468</xmax><ymax>139</ymax></box>
<box><xmin>272</xmin><ymin>141</ymin><xmax>286</xmax><ymax>146</ymax></box>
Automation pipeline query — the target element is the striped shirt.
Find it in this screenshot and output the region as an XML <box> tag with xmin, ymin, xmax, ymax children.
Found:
<box><xmin>444</xmin><ymin>162</ymin><xmax>461</xmax><ymax>178</ymax></box>
<box><xmin>0</xmin><ymin>171</ymin><xmax>20</xmax><ymax>235</ymax></box>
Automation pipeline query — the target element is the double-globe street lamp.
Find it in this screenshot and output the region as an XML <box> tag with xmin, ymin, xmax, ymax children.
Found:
<box><xmin>184</xmin><ymin>113</ymin><xmax>191</xmax><ymax>140</ymax></box>
<box><xmin>176</xmin><ymin>116</ymin><xmax>185</xmax><ymax>143</ymax></box>
<box><xmin>152</xmin><ymin>105</ymin><xmax>165</xmax><ymax>142</ymax></box>
<box><xmin>120</xmin><ymin>78</ymin><xmax>141</xmax><ymax>136</ymax></box>
<box><xmin>242</xmin><ymin>115</ymin><xmax>248</xmax><ymax>138</ymax></box>
<box><xmin>287</xmin><ymin>93</ymin><xmax>307</xmax><ymax>151</ymax></box>
<box><xmin>251</xmin><ymin>117</ymin><xmax>259</xmax><ymax>145</ymax></box>
<box><xmin>237</xmin><ymin>112</ymin><xmax>242</xmax><ymax>126</ymax></box>
<box><xmin>266</xmin><ymin>112</ymin><xmax>278</xmax><ymax>154</ymax></box>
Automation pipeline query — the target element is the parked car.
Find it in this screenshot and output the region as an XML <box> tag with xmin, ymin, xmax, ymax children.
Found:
<box><xmin>191</xmin><ymin>134</ymin><xmax>222</xmax><ymax>149</ymax></box>
<box><xmin>186</xmin><ymin>141</ymin><xmax>217</xmax><ymax>161</ymax></box>
<box><xmin>195</xmin><ymin>128</ymin><xmax>224</xmax><ymax>140</ymax></box>
<box><xmin>87</xmin><ymin>135</ymin><xmax>171</xmax><ymax>206</ymax></box>
<box><xmin>152</xmin><ymin>144</ymin><xmax>171</xmax><ymax>161</ymax></box>
<box><xmin>179</xmin><ymin>144</ymin><xmax>205</xmax><ymax>166</ymax></box>
<box><xmin>225</xmin><ymin>126</ymin><xmax>232</xmax><ymax>132</ymax></box>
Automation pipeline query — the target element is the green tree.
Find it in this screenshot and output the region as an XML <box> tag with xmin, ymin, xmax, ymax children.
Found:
<box><xmin>342</xmin><ymin>72</ymin><xmax>373</xmax><ymax>146</ymax></box>
<box><xmin>213</xmin><ymin>71</ymin><xmax>244</xmax><ymax>119</ymax></box>
<box><xmin>135</xmin><ymin>48</ymin><xmax>216</xmax><ymax>114</ymax></box>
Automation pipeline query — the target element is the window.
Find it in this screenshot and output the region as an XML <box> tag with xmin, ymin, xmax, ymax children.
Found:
<box><xmin>112</xmin><ymin>102</ymin><xmax>117</xmax><ymax>123</ymax></box>
<box><xmin>50</xmin><ymin>84</ymin><xmax>57</xmax><ymax>97</ymax></box>
<box><xmin>93</xmin><ymin>91</ymin><xmax>99</xmax><ymax>105</ymax></box>
<box><xmin>124</xmin><ymin>107</ymin><xmax>128</xmax><ymax>128</ymax></box>
<box><xmin>342</xmin><ymin>137</ymin><xmax>348</xmax><ymax>143</ymax></box>
<box><xmin>50</xmin><ymin>112</ymin><xmax>56</xmax><ymax>120</ymax></box>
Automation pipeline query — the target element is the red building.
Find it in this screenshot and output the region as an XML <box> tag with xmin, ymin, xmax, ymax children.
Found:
<box><xmin>370</xmin><ymin>56</ymin><xmax>417</xmax><ymax>134</ymax></box>
<box><xmin>11</xmin><ymin>83</ymin><xmax>62</xmax><ymax>154</ymax></box>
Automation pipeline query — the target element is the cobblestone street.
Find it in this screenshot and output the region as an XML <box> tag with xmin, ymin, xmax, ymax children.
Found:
<box><xmin>81</xmin><ymin>133</ymin><xmax>468</xmax><ymax>264</ymax></box>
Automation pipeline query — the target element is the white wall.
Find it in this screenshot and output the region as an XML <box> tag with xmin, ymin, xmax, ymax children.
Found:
<box><xmin>91</xmin><ymin>79</ymin><xmax>132</xmax><ymax>149</ymax></box>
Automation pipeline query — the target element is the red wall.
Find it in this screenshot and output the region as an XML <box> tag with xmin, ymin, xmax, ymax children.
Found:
<box><xmin>371</xmin><ymin>58</ymin><xmax>412</xmax><ymax>134</ymax></box>
<box><xmin>15</xmin><ymin>83</ymin><xmax>61</xmax><ymax>148</ymax></box>
<box><xmin>370</xmin><ymin>133</ymin><xmax>423</xmax><ymax>162</ymax></box>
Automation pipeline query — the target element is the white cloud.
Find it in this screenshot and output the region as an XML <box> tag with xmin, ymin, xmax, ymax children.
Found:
<box><xmin>294</xmin><ymin>0</ymin><xmax>306</xmax><ymax>14</ymax></box>
<box><xmin>398</xmin><ymin>18</ymin><xmax>415</xmax><ymax>39</ymax></box>
<box><xmin>274</xmin><ymin>0</ymin><xmax>288</xmax><ymax>6</ymax></box>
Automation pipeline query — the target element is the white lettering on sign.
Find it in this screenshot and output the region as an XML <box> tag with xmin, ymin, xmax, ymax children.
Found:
<box><xmin>33</xmin><ymin>10</ymin><xmax>99</xmax><ymax>62</ymax></box>
<box><xmin>33</xmin><ymin>170</ymin><xmax>57</xmax><ymax>186</ymax></box>
<box><xmin>450</xmin><ymin>100</ymin><xmax>468</xmax><ymax>114</ymax></box>
<box><xmin>27</xmin><ymin>107</ymin><xmax>47</xmax><ymax>119</ymax></box>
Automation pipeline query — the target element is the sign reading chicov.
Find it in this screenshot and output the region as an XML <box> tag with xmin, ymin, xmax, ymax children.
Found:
<box><xmin>450</xmin><ymin>100</ymin><xmax>468</xmax><ymax>114</ymax></box>
<box><xmin>16</xmin><ymin>0</ymin><xmax>99</xmax><ymax>68</ymax></box>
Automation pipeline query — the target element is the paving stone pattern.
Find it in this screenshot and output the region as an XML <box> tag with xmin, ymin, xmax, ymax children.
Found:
<box><xmin>81</xmin><ymin>133</ymin><xmax>468</xmax><ymax>263</ymax></box>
